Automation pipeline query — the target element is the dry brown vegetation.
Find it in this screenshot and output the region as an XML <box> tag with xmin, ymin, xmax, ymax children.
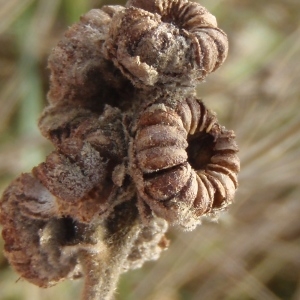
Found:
<box><xmin>0</xmin><ymin>0</ymin><xmax>300</xmax><ymax>299</ymax></box>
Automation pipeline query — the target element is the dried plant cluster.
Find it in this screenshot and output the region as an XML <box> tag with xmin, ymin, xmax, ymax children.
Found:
<box><xmin>0</xmin><ymin>0</ymin><xmax>240</xmax><ymax>299</ymax></box>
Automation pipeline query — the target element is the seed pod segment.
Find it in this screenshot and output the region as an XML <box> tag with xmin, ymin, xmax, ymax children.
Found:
<box><xmin>132</xmin><ymin>97</ymin><xmax>240</xmax><ymax>230</ymax></box>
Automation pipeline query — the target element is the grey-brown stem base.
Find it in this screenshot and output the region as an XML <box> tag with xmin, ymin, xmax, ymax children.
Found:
<box><xmin>80</xmin><ymin>201</ymin><xmax>141</xmax><ymax>300</ymax></box>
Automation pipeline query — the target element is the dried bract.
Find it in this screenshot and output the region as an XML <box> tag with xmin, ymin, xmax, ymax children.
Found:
<box><xmin>0</xmin><ymin>0</ymin><xmax>239</xmax><ymax>299</ymax></box>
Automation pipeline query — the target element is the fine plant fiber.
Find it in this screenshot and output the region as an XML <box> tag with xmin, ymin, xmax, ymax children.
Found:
<box><xmin>0</xmin><ymin>0</ymin><xmax>300</xmax><ymax>300</ymax></box>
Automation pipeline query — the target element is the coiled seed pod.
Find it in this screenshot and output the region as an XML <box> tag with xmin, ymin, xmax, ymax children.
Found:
<box><xmin>131</xmin><ymin>96</ymin><xmax>240</xmax><ymax>230</ymax></box>
<box><xmin>105</xmin><ymin>0</ymin><xmax>228</xmax><ymax>87</ymax></box>
<box><xmin>0</xmin><ymin>174</ymin><xmax>79</xmax><ymax>287</ymax></box>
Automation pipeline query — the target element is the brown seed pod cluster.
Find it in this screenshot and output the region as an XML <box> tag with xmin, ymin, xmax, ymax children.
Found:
<box><xmin>0</xmin><ymin>0</ymin><xmax>239</xmax><ymax>295</ymax></box>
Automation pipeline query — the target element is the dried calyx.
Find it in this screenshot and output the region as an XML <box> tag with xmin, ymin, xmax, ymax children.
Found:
<box><xmin>0</xmin><ymin>0</ymin><xmax>239</xmax><ymax>299</ymax></box>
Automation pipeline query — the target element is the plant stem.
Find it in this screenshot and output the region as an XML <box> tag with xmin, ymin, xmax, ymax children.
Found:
<box><xmin>81</xmin><ymin>202</ymin><xmax>141</xmax><ymax>300</ymax></box>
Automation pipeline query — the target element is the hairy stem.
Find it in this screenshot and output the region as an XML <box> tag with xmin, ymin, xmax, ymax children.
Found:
<box><xmin>81</xmin><ymin>202</ymin><xmax>141</xmax><ymax>300</ymax></box>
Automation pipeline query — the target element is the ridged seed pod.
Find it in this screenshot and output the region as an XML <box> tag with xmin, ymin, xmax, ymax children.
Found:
<box><xmin>105</xmin><ymin>0</ymin><xmax>228</xmax><ymax>87</ymax></box>
<box><xmin>131</xmin><ymin>96</ymin><xmax>240</xmax><ymax>230</ymax></box>
<box><xmin>0</xmin><ymin>174</ymin><xmax>80</xmax><ymax>287</ymax></box>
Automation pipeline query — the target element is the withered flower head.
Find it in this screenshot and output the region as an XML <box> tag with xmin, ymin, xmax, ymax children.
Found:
<box><xmin>0</xmin><ymin>0</ymin><xmax>239</xmax><ymax>299</ymax></box>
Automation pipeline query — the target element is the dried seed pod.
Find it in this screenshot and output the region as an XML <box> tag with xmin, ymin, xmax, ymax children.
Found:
<box><xmin>38</xmin><ymin>104</ymin><xmax>127</xmax><ymax>162</ymax></box>
<box><xmin>35</xmin><ymin>104</ymin><xmax>131</xmax><ymax>223</ymax></box>
<box><xmin>0</xmin><ymin>174</ymin><xmax>80</xmax><ymax>287</ymax></box>
<box><xmin>48</xmin><ymin>7</ymin><xmax>132</xmax><ymax>111</ymax></box>
<box><xmin>104</xmin><ymin>0</ymin><xmax>228</xmax><ymax>87</ymax></box>
<box><xmin>32</xmin><ymin>146</ymin><xmax>107</xmax><ymax>223</ymax></box>
<box><xmin>0</xmin><ymin>71</ymin><xmax>135</xmax><ymax>290</ymax></box>
<box><xmin>131</xmin><ymin>96</ymin><xmax>240</xmax><ymax>230</ymax></box>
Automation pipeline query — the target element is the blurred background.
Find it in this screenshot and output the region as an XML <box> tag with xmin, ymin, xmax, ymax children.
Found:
<box><xmin>0</xmin><ymin>0</ymin><xmax>300</xmax><ymax>299</ymax></box>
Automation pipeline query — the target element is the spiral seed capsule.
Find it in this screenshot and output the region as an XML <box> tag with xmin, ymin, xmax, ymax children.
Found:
<box><xmin>0</xmin><ymin>174</ymin><xmax>80</xmax><ymax>287</ymax></box>
<box><xmin>105</xmin><ymin>0</ymin><xmax>228</xmax><ymax>87</ymax></box>
<box><xmin>132</xmin><ymin>97</ymin><xmax>240</xmax><ymax>230</ymax></box>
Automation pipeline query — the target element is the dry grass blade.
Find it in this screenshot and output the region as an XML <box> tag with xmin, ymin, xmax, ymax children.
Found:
<box><xmin>0</xmin><ymin>0</ymin><xmax>35</xmax><ymax>34</ymax></box>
